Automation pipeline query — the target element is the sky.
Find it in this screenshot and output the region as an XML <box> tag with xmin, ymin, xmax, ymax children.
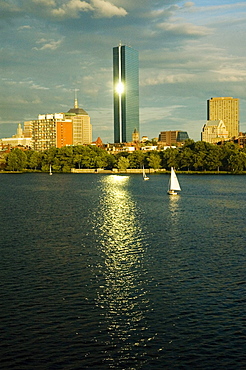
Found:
<box><xmin>1</xmin><ymin>0</ymin><xmax>246</xmax><ymax>142</ymax></box>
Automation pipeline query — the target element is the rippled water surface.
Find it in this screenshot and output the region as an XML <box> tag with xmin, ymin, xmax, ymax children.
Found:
<box><xmin>0</xmin><ymin>173</ymin><xmax>245</xmax><ymax>369</ymax></box>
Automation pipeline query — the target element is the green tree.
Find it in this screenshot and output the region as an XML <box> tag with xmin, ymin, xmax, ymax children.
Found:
<box><xmin>52</xmin><ymin>157</ymin><xmax>61</xmax><ymax>172</ymax></box>
<box><xmin>73</xmin><ymin>154</ymin><xmax>83</xmax><ymax>169</ymax></box>
<box><xmin>221</xmin><ymin>142</ymin><xmax>239</xmax><ymax>171</ymax></box>
<box><xmin>94</xmin><ymin>155</ymin><xmax>107</xmax><ymax>169</ymax></box>
<box><xmin>57</xmin><ymin>146</ymin><xmax>74</xmax><ymax>171</ymax></box>
<box><xmin>6</xmin><ymin>148</ymin><xmax>27</xmax><ymax>171</ymax></box>
<box><xmin>180</xmin><ymin>147</ymin><xmax>193</xmax><ymax>170</ymax></box>
<box><xmin>105</xmin><ymin>153</ymin><xmax>116</xmax><ymax>170</ymax></box>
<box><xmin>45</xmin><ymin>147</ymin><xmax>58</xmax><ymax>165</ymax></box>
<box><xmin>117</xmin><ymin>156</ymin><xmax>130</xmax><ymax>171</ymax></box>
<box><xmin>128</xmin><ymin>151</ymin><xmax>145</xmax><ymax>168</ymax></box>
<box><xmin>163</xmin><ymin>148</ymin><xmax>180</xmax><ymax>169</ymax></box>
<box><xmin>147</xmin><ymin>152</ymin><xmax>161</xmax><ymax>169</ymax></box>
<box><xmin>228</xmin><ymin>151</ymin><xmax>246</xmax><ymax>172</ymax></box>
<box><xmin>6</xmin><ymin>152</ymin><xmax>18</xmax><ymax>171</ymax></box>
<box><xmin>28</xmin><ymin>151</ymin><xmax>42</xmax><ymax>170</ymax></box>
<box><xmin>204</xmin><ymin>146</ymin><xmax>222</xmax><ymax>171</ymax></box>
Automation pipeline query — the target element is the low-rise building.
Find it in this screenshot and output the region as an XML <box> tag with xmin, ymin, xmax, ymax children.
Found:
<box><xmin>158</xmin><ymin>130</ymin><xmax>189</xmax><ymax>147</ymax></box>
<box><xmin>0</xmin><ymin>123</ymin><xmax>32</xmax><ymax>149</ymax></box>
<box><xmin>201</xmin><ymin>120</ymin><xmax>228</xmax><ymax>144</ymax></box>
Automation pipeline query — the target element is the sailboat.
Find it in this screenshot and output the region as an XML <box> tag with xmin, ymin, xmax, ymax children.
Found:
<box><xmin>49</xmin><ymin>164</ymin><xmax>52</xmax><ymax>176</ymax></box>
<box><xmin>167</xmin><ymin>167</ymin><xmax>181</xmax><ymax>195</ymax></box>
<box><xmin>143</xmin><ymin>166</ymin><xmax>149</xmax><ymax>181</ymax></box>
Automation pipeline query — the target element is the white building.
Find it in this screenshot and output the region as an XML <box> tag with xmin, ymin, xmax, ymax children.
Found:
<box><xmin>0</xmin><ymin>124</ymin><xmax>32</xmax><ymax>148</ymax></box>
<box><xmin>202</xmin><ymin>120</ymin><xmax>228</xmax><ymax>143</ymax></box>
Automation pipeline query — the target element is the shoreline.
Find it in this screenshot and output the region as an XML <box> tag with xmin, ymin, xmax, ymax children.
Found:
<box><xmin>1</xmin><ymin>169</ymin><xmax>246</xmax><ymax>175</ymax></box>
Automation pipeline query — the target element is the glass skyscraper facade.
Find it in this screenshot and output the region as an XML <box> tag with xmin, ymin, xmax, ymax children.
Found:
<box><xmin>113</xmin><ymin>44</ymin><xmax>139</xmax><ymax>143</ymax></box>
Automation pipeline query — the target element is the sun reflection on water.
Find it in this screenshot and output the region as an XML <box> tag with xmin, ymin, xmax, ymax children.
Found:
<box><xmin>94</xmin><ymin>175</ymin><xmax>152</xmax><ymax>366</ymax></box>
<box><xmin>168</xmin><ymin>195</ymin><xmax>182</xmax><ymax>245</ymax></box>
<box><xmin>168</xmin><ymin>195</ymin><xmax>180</xmax><ymax>219</ymax></box>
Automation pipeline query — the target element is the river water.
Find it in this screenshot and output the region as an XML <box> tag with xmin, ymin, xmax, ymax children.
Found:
<box><xmin>0</xmin><ymin>173</ymin><xmax>245</xmax><ymax>369</ymax></box>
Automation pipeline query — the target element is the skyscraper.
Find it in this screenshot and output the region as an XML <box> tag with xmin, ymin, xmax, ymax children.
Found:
<box><xmin>113</xmin><ymin>44</ymin><xmax>139</xmax><ymax>143</ymax></box>
<box><xmin>207</xmin><ymin>97</ymin><xmax>239</xmax><ymax>139</ymax></box>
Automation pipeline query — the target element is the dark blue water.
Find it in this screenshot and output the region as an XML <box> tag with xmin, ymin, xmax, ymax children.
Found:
<box><xmin>0</xmin><ymin>173</ymin><xmax>245</xmax><ymax>369</ymax></box>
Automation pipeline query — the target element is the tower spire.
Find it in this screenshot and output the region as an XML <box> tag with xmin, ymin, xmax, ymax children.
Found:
<box><xmin>74</xmin><ymin>89</ymin><xmax>79</xmax><ymax>109</ymax></box>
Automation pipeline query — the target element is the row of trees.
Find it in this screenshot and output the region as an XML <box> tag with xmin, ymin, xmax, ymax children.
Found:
<box><xmin>2</xmin><ymin>140</ymin><xmax>246</xmax><ymax>172</ymax></box>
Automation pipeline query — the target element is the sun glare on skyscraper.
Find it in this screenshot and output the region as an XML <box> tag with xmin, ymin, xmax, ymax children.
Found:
<box><xmin>113</xmin><ymin>44</ymin><xmax>139</xmax><ymax>143</ymax></box>
<box><xmin>116</xmin><ymin>82</ymin><xmax>124</xmax><ymax>95</ymax></box>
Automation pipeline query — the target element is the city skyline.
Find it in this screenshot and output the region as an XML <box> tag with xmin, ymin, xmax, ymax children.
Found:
<box><xmin>1</xmin><ymin>1</ymin><xmax>246</xmax><ymax>142</ymax></box>
<box><xmin>113</xmin><ymin>44</ymin><xmax>139</xmax><ymax>143</ymax></box>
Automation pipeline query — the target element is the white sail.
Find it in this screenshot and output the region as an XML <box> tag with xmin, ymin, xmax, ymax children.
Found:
<box><xmin>143</xmin><ymin>166</ymin><xmax>149</xmax><ymax>180</ymax></box>
<box><xmin>169</xmin><ymin>167</ymin><xmax>181</xmax><ymax>191</ymax></box>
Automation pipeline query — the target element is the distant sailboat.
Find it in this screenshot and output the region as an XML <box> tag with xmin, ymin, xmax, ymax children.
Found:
<box><xmin>167</xmin><ymin>167</ymin><xmax>181</xmax><ymax>195</ymax></box>
<box><xmin>49</xmin><ymin>164</ymin><xmax>52</xmax><ymax>176</ymax></box>
<box><xmin>143</xmin><ymin>166</ymin><xmax>149</xmax><ymax>181</ymax></box>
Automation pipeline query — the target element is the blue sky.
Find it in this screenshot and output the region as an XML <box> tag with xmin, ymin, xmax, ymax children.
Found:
<box><xmin>1</xmin><ymin>0</ymin><xmax>246</xmax><ymax>142</ymax></box>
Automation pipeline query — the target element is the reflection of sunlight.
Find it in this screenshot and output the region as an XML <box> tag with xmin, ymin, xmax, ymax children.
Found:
<box><xmin>95</xmin><ymin>175</ymin><xmax>151</xmax><ymax>364</ymax></box>
<box><xmin>168</xmin><ymin>195</ymin><xmax>180</xmax><ymax>218</ymax></box>
<box><xmin>168</xmin><ymin>196</ymin><xmax>181</xmax><ymax>243</ymax></box>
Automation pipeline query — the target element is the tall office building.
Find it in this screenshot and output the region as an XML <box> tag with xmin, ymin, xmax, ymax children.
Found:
<box><xmin>66</xmin><ymin>97</ymin><xmax>92</xmax><ymax>146</ymax></box>
<box><xmin>113</xmin><ymin>44</ymin><xmax>139</xmax><ymax>143</ymax></box>
<box><xmin>207</xmin><ymin>97</ymin><xmax>239</xmax><ymax>139</ymax></box>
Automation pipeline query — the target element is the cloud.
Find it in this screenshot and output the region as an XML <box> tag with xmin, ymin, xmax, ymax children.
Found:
<box><xmin>0</xmin><ymin>0</ymin><xmax>127</xmax><ymax>21</ymax></box>
<box><xmin>149</xmin><ymin>2</ymin><xmax>194</xmax><ymax>19</ymax></box>
<box><xmin>18</xmin><ymin>25</ymin><xmax>32</xmax><ymax>30</ymax></box>
<box><xmin>90</xmin><ymin>0</ymin><xmax>127</xmax><ymax>18</ymax></box>
<box><xmin>141</xmin><ymin>71</ymin><xmax>195</xmax><ymax>87</ymax></box>
<box><xmin>184</xmin><ymin>2</ymin><xmax>194</xmax><ymax>7</ymax></box>
<box><xmin>15</xmin><ymin>79</ymin><xmax>50</xmax><ymax>90</ymax></box>
<box><xmin>33</xmin><ymin>38</ymin><xmax>63</xmax><ymax>50</ymax></box>
<box><xmin>0</xmin><ymin>0</ymin><xmax>21</xmax><ymax>19</ymax></box>
<box><xmin>31</xmin><ymin>0</ymin><xmax>56</xmax><ymax>5</ymax></box>
<box><xmin>215</xmin><ymin>66</ymin><xmax>246</xmax><ymax>82</ymax></box>
<box><xmin>51</xmin><ymin>0</ymin><xmax>127</xmax><ymax>19</ymax></box>
<box><xmin>199</xmin><ymin>2</ymin><xmax>246</xmax><ymax>12</ymax></box>
<box><xmin>30</xmin><ymin>84</ymin><xmax>50</xmax><ymax>90</ymax></box>
<box><xmin>51</xmin><ymin>0</ymin><xmax>93</xmax><ymax>18</ymax></box>
<box><xmin>157</xmin><ymin>22</ymin><xmax>212</xmax><ymax>37</ymax></box>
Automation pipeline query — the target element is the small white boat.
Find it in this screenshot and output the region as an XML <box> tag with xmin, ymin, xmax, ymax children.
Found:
<box><xmin>143</xmin><ymin>166</ymin><xmax>149</xmax><ymax>180</ymax></box>
<box><xmin>167</xmin><ymin>167</ymin><xmax>181</xmax><ymax>195</ymax></box>
<box><xmin>49</xmin><ymin>164</ymin><xmax>52</xmax><ymax>176</ymax></box>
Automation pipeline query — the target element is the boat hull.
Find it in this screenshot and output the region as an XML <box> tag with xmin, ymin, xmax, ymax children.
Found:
<box><xmin>167</xmin><ymin>190</ymin><xmax>178</xmax><ymax>195</ymax></box>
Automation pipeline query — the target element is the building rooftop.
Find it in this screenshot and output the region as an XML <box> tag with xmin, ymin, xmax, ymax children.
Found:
<box><xmin>67</xmin><ymin>107</ymin><xmax>88</xmax><ymax>115</ymax></box>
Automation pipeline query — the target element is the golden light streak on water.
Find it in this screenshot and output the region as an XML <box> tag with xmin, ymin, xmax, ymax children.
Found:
<box><xmin>94</xmin><ymin>175</ymin><xmax>151</xmax><ymax>364</ymax></box>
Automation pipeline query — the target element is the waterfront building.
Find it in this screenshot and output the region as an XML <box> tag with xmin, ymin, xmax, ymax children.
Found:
<box><xmin>31</xmin><ymin>98</ymin><xmax>92</xmax><ymax>151</ymax></box>
<box><xmin>23</xmin><ymin>121</ymin><xmax>33</xmax><ymax>138</ymax></box>
<box><xmin>113</xmin><ymin>44</ymin><xmax>139</xmax><ymax>143</ymax></box>
<box><xmin>235</xmin><ymin>132</ymin><xmax>246</xmax><ymax>148</ymax></box>
<box><xmin>207</xmin><ymin>97</ymin><xmax>239</xmax><ymax>139</ymax></box>
<box><xmin>32</xmin><ymin>114</ymin><xmax>61</xmax><ymax>151</ymax></box>
<box><xmin>158</xmin><ymin>130</ymin><xmax>189</xmax><ymax>146</ymax></box>
<box><xmin>0</xmin><ymin>123</ymin><xmax>32</xmax><ymax>148</ymax></box>
<box><xmin>141</xmin><ymin>136</ymin><xmax>149</xmax><ymax>142</ymax></box>
<box><xmin>202</xmin><ymin>120</ymin><xmax>228</xmax><ymax>144</ymax></box>
<box><xmin>56</xmin><ymin>119</ymin><xmax>73</xmax><ymax>148</ymax></box>
<box><xmin>65</xmin><ymin>98</ymin><xmax>92</xmax><ymax>146</ymax></box>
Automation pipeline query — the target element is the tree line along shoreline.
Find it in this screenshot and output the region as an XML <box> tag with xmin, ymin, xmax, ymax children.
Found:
<box><xmin>1</xmin><ymin>139</ymin><xmax>246</xmax><ymax>173</ymax></box>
